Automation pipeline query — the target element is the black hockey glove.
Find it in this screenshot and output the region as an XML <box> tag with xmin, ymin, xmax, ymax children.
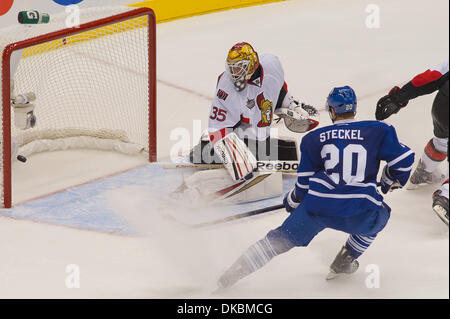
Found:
<box><xmin>375</xmin><ymin>86</ymin><xmax>409</xmax><ymax>120</ymax></box>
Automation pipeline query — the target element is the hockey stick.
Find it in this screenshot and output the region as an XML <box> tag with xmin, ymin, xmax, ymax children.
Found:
<box><xmin>162</xmin><ymin>160</ymin><xmax>299</xmax><ymax>173</ymax></box>
<box><xmin>193</xmin><ymin>203</ymin><xmax>285</xmax><ymax>228</ymax></box>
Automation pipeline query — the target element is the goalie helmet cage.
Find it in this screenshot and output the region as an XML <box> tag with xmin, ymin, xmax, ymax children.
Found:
<box><xmin>0</xmin><ymin>7</ymin><xmax>157</xmax><ymax>208</ymax></box>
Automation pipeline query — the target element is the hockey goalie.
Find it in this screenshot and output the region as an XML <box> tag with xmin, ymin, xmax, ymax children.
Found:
<box><xmin>172</xmin><ymin>42</ymin><xmax>319</xmax><ymax>204</ymax></box>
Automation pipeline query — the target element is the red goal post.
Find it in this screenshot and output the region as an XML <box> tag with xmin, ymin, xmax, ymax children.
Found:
<box><xmin>1</xmin><ymin>7</ymin><xmax>157</xmax><ymax>208</ymax></box>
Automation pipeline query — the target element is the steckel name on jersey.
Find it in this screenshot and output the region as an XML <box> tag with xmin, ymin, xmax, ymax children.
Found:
<box><xmin>318</xmin><ymin>129</ymin><xmax>364</xmax><ymax>142</ymax></box>
<box><xmin>295</xmin><ymin>120</ymin><xmax>414</xmax><ymax>217</ymax></box>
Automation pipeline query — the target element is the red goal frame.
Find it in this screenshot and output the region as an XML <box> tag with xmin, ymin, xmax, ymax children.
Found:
<box><xmin>1</xmin><ymin>7</ymin><xmax>157</xmax><ymax>208</ymax></box>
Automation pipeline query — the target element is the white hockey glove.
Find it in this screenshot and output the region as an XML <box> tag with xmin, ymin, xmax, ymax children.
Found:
<box><xmin>283</xmin><ymin>188</ymin><xmax>301</xmax><ymax>213</ymax></box>
<box><xmin>11</xmin><ymin>92</ymin><xmax>37</xmax><ymax>130</ymax></box>
<box><xmin>275</xmin><ymin>94</ymin><xmax>319</xmax><ymax>133</ymax></box>
<box><xmin>379</xmin><ymin>165</ymin><xmax>402</xmax><ymax>194</ymax></box>
<box><xmin>213</xmin><ymin>132</ymin><xmax>257</xmax><ymax>181</ymax></box>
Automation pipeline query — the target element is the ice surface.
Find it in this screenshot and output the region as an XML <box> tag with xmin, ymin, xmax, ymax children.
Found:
<box><xmin>4</xmin><ymin>164</ymin><xmax>295</xmax><ymax>233</ymax></box>
<box><xmin>0</xmin><ymin>0</ymin><xmax>448</xmax><ymax>298</ymax></box>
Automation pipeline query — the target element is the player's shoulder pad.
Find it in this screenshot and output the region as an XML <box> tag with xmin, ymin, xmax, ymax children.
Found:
<box><xmin>216</xmin><ymin>71</ymin><xmax>231</xmax><ymax>88</ymax></box>
<box><xmin>356</xmin><ymin>120</ymin><xmax>400</xmax><ymax>141</ymax></box>
<box><xmin>303</xmin><ymin>120</ymin><xmax>394</xmax><ymax>141</ymax></box>
<box><xmin>259</xmin><ymin>53</ymin><xmax>283</xmax><ymax>79</ymax></box>
<box><xmin>260</xmin><ymin>53</ymin><xmax>282</xmax><ymax>67</ymax></box>
<box><xmin>347</xmin><ymin>120</ymin><xmax>396</xmax><ymax>133</ymax></box>
<box><xmin>215</xmin><ymin>72</ymin><xmax>235</xmax><ymax>102</ymax></box>
<box><xmin>360</xmin><ymin>119</ymin><xmax>392</xmax><ymax>128</ymax></box>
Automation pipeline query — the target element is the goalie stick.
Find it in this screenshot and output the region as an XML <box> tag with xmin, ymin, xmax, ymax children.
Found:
<box><xmin>192</xmin><ymin>203</ymin><xmax>285</xmax><ymax>228</ymax></box>
<box><xmin>196</xmin><ymin>178</ymin><xmax>401</xmax><ymax>227</ymax></box>
<box><xmin>162</xmin><ymin>160</ymin><xmax>299</xmax><ymax>173</ymax></box>
<box><xmin>190</xmin><ymin>178</ymin><xmax>401</xmax><ymax>228</ymax></box>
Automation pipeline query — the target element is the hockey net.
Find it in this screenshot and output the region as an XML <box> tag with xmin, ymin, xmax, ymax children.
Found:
<box><xmin>0</xmin><ymin>7</ymin><xmax>156</xmax><ymax>208</ymax></box>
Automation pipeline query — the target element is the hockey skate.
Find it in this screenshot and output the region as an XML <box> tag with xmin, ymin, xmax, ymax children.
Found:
<box><xmin>215</xmin><ymin>256</ymin><xmax>253</xmax><ymax>293</ymax></box>
<box><xmin>432</xmin><ymin>190</ymin><xmax>449</xmax><ymax>227</ymax></box>
<box><xmin>326</xmin><ymin>246</ymin><xmax>359</xmax><ymax>280</ymax></box>
<box><xmin>407</xmin><ymin>160</ymin><xmax>444</xmax><ymax>189</ymax></box>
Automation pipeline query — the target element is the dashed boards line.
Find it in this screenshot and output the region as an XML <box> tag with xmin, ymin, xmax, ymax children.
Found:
<box><xmin>158</xmin><ymin>78</ymin><xmax>389</xmax><ymax>113</ymax></box>
<box><xmin>158</xmin><ymin>79</ymin><xmax>213</xmax><ymax>101</ymax></box>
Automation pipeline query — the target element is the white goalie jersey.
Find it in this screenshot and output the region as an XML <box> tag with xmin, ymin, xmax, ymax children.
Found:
<box><xmin>174</xmin><ymin>46</ymin><xmax>318</xmax><ymax>204</ymax></box>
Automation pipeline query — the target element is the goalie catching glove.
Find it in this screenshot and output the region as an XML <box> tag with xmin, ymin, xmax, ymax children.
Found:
<box><xmin>213</xmin><ymin>132</ymin><xmax>257</xmax><ymax>181</ymax></box>
<box><xmin>275</xmin><ymin>94</ymin><xmax>319</xmax><ymax>133</ymax></box>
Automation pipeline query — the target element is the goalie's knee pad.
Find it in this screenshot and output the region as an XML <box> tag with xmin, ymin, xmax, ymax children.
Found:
<box><xmin>189</xmin><ymin>140</ymin><xmax>222</xmax><ymax>164</ymax></box>
<box><xmin>213</xmin><ymin>132</ymin><xmax>257</xmax><ymax>180</ymax></box>
<box><xmin>172</xmin><ymin>168</ymin><xmax>282</xmax><ymax>204</ymax></box>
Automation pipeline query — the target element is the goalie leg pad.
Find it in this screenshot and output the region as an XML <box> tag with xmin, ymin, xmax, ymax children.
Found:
<box><xmin>172</xmin><ymin>168</ymin><xmax>282</xmax><ymax>204</ymax></box>
<box><xmin>213</xmin><ymin>132</ymin><xmax>257</xmax><ymax>180</ymax></box>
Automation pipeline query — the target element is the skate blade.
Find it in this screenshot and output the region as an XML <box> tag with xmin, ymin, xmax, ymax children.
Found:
<box><xmin>326</xmin><ymin>269</ymin><xmax>358</xmax><ymax>280</ymax></box>
<box><xmin>212</xmin><ymin>283</ymin><xmax>229</xmax><ymax>295</ymax></box>
<box><xmin>433</xmin><ymin>205</ymin><xmax>449</xmax><ymax>227</ymax></box>
<box><xmin>326</xmin><ymin>270</ymin><xmax>340</xmax><ymax>280</ymax></box>
<box><xmin>406</xmin><ymin>181</ymin><xmax>420</xmax><ymax>190</ymax></box>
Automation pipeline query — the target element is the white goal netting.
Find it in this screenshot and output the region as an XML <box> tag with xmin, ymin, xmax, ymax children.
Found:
<box><xmin>0</xmin><ymin>6</ymin><xmax>155</xmax><ymax>207</ymax></box>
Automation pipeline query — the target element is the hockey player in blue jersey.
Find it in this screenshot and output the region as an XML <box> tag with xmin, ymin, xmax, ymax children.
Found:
<box><xmin>217</xmin><ymin>86</ymin><xmax>415</xmax><ymax>289</ymax></box>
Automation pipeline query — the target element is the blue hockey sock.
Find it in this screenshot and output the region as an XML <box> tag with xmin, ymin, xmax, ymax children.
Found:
<box><xmin>345</xmin><ymin>234</ymin><xmax>376</xmax><ymax>259</ymax></box>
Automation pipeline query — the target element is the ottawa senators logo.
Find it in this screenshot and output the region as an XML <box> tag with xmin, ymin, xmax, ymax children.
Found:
<box><xmin>256</xmin><ymin>93</ymin><xmax>273</xmax><ymax>127</ymax></box>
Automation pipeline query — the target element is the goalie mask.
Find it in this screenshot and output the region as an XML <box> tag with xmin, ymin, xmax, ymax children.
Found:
<box><xmin>225</xmin><ymin>42</ymin><xmax>259</xmax><ymax>92</ymax></box>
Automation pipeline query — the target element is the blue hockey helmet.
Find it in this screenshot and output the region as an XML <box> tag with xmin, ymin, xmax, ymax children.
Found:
<box><xmin>326</xmin><ymin>86</ymin><xmax>357</xmax><ymax>116</ymax></box>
